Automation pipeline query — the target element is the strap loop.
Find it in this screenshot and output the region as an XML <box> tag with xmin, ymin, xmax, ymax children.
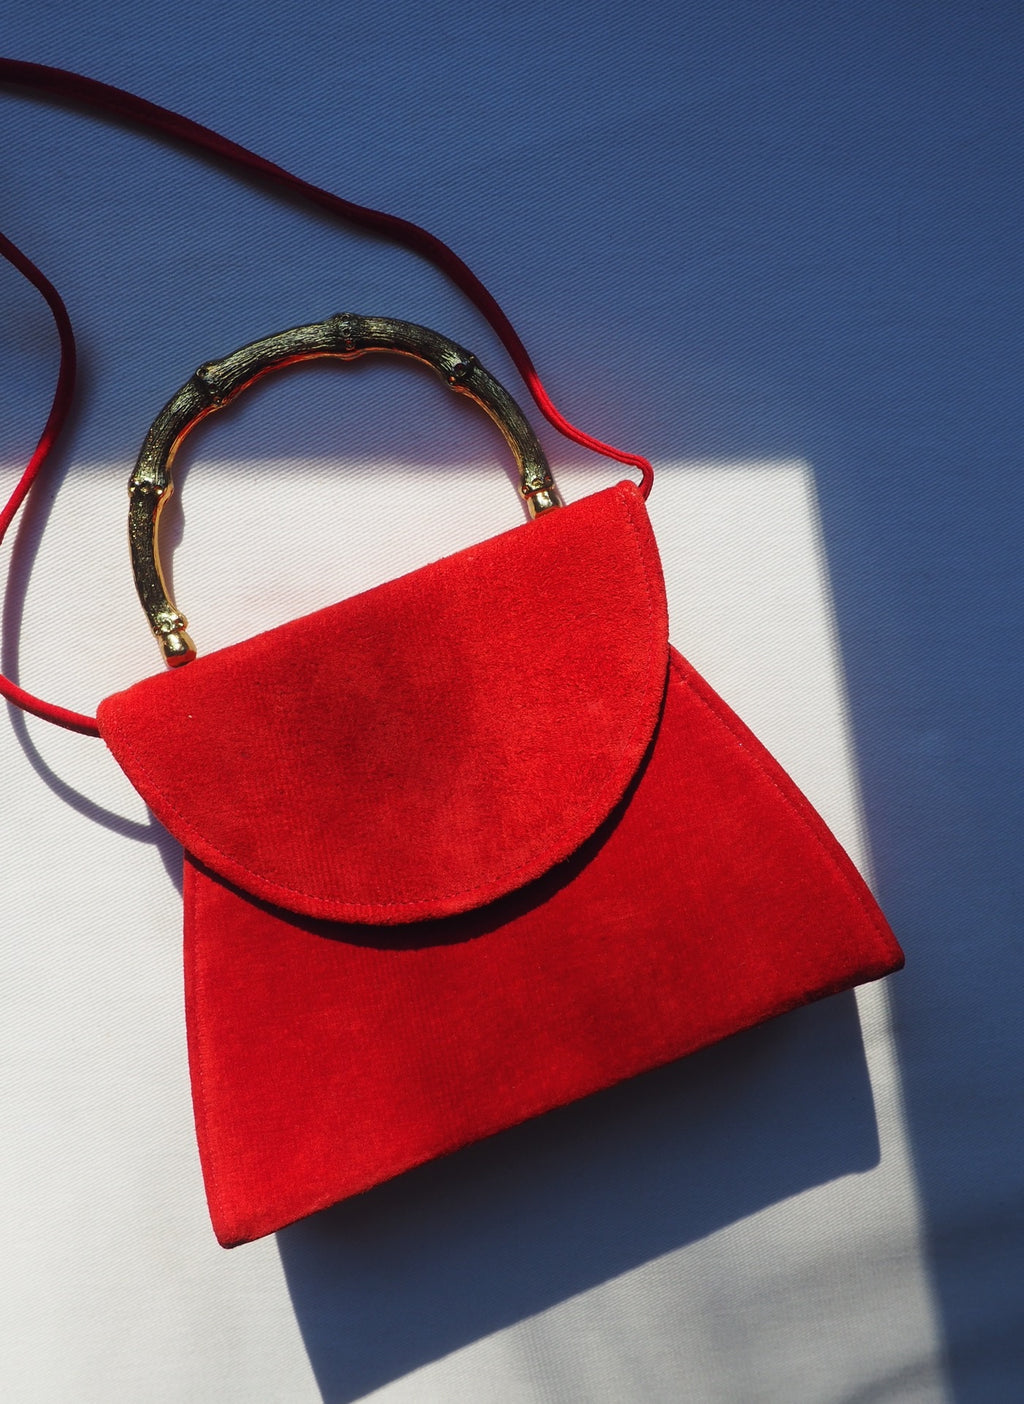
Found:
<box><xmin>0</xmin><ymin>58</ymin><xmax>653</xmax><ymax>732</ymax></box>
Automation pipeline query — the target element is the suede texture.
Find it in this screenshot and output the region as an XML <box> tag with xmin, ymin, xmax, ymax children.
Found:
<box><xmin>184</xmin><ymin>648</ymin><xmax>902</xmax><ymax>1248</ymax></box>
<box><xmin>98</xmin><ymin>484</ymin><xmax>903</xmax><ymax>1247</ymax></box>
<box><xmin>98</xmin><ymin>484</ymin><xmax>668</xmax><ymax>922</ymax></box>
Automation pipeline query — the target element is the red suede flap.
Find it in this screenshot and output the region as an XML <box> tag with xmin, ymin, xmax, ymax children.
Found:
<box><xmin>98</xmin><ymin>483</ymin><xmax>668</xmax><ymax>923</ymax></box>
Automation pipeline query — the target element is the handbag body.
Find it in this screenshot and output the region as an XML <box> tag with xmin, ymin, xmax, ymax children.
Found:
<box><xmin>93</xmin><ymin>322</ymin><xmax>902</xmax><ymax>1247</ymax></box>
<box><xmin>0</xmin><ymin>64</ymin><xmax>903</xmax><ymax>1248</ymax></box>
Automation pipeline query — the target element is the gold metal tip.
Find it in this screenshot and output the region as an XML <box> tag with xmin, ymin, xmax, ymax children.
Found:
<box><xmin>160</xmin><ymin>630</ymin><xmax>197</xmax><ymax>667</ymax></box>
<box><xmin>526</xmin><ymin>488</ymin><xmax>563</xmax><ymax>517</ymax></box>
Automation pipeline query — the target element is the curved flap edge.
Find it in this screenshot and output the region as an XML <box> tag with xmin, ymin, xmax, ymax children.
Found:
<box><xmin>98</xmin><ymin>483</ymin><xmax>668</xmax><ymax>923</ymax></box>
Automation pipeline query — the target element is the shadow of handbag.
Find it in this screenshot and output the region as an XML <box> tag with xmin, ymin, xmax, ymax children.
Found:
<box><xmin>0</xmin><ymin>62</ymin><xmax>902</xmax><ymax>1248</ymax></box>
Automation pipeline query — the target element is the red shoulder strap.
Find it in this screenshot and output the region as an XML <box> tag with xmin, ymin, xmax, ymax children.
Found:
<box><xmin>0</xmin><ymin>58</ymin><xmax>653</xmax><ymax>735</ymax></box>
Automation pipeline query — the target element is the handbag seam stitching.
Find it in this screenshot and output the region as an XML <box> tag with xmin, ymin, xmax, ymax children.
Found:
<box><xmin>183</xmin><ymin>870</ymin><xmax>226</xmax><ymax>1235</ymax></box>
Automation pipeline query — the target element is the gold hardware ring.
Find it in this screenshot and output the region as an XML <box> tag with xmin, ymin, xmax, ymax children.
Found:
<box><xmin>127</xmin><ymin>313</ymin><xmax>562</xmax><ymax>667</ymax></box>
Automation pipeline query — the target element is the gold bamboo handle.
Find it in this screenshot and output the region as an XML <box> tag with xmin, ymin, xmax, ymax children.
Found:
<box><xmin>127</xmin><ymin>313</ymin><xmax>562</xmax><ymax>666</ymax></box>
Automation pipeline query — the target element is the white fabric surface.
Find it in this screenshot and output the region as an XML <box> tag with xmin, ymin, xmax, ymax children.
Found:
<box><xmin>2</xmin><ymin>4</ymin><xmax>1021</xmax><ymax>1400</ymax></box>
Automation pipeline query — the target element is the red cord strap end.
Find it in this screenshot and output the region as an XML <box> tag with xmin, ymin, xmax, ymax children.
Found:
<box><xmin>0</xmin><ymin>228</ymin><xmax>99</xmax><ymax>735</ymax></box>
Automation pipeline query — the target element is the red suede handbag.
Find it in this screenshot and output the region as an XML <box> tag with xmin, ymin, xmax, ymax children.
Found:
<box><xmin>1</xmin><ymin>63</ymin><xmax>903</xmax><ymax>1248</ymax></box>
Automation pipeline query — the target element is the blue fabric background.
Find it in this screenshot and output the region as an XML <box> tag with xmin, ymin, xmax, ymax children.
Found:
<box><xmin>2</xmin><ymin>4</ymin><xmax>1022</xmax><ymax>1399</ymax></box>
